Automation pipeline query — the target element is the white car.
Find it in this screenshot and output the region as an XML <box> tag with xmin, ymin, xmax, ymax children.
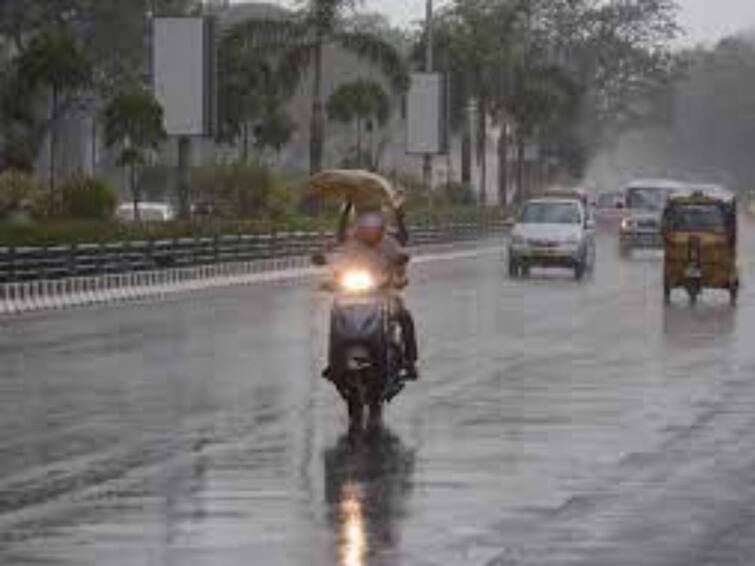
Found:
<box><xmin>619</xmin><ymin>178</ymin><xmax>684</xmax><ymax>255</ymax></box>
<box><xmin>116</xmin><ymin>202</ymin><xmax>176</xmax><ymax>222</ymax></box>
<box><xmin>508</xmin><ymin>197</ymin><xmax>595</xmax><ymax>280</ymax></box>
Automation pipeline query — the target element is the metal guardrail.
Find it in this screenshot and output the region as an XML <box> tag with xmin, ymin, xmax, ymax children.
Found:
<box><xmin>0</xmin><ymin>219</ymin><xmax>504</xmax><ymax>284</ymax></box>
<box><xmin>0</xmin><ymin>218</ymin><xmax>506</xmax><ymax>316</ymax></box>
<box><xmin>0</xmin><ymin>255</ymin><xmax>319</xmax><ymax>316</ymax></box>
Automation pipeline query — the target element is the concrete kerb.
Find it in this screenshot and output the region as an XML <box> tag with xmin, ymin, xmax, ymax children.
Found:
<box><xmin>0</xmin><ymin>238</ymin><xmax>504</xmax><ymax>317</ymax></box>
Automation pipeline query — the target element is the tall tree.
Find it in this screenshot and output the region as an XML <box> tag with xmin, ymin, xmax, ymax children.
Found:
<box><xmin>426</xmin><ymin>0</ymin><xmax>678</xmax><ymax>202</ymax></box>
<box><xmin>0</xmin><ymin>0</ymin><xmax>194</xmax><ymax>175</ymax></box>
<box><xmin>216</xmin><ymin>29</ymin><xmax>296</xmax><ymax>162</ymax></box>
<box><xmin>15</xmin><ymin>30</ymin><xmax>91</xmax><ymax>189</ymax></box>
<box><xmin>327</xmin><ymin>78</ymin><xmax>390</xmax><ymax>168</ymax></box>
<box><xmin>254</xmin><ymin>107</ymin><xmax>296</xmax><ymax>160</ymax></box>
<box><xmin>104</xmin><ymin>88</ymin><xmax>166</xmax><ymax>220</ymax></box>
<box><xmin>230</xmin><ymin>0</ymin><xmax>409</xmax><ymax>173</ymax></box>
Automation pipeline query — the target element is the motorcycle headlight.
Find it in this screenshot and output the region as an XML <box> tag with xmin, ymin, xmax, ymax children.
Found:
<box><xmin>340</xmin><ymin>270</ymin><xmax>376</xmax><ymax>293</ymax></box>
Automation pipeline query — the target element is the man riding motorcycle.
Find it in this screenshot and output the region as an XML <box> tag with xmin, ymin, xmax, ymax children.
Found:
<box><xmin>323</xmin><ymin>202</ymin><xmax>419</xmax><ymax>381</ymax></box>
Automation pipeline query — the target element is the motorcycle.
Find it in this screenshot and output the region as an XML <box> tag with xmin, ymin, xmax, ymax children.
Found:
<box><xmin>313</xmin><ymin>251</ymin><xmax>410</xmax><ymax>428</ymax></box>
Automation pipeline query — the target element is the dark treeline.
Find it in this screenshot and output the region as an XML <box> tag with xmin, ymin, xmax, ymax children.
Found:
<box><xmin>588</xmin><ymin>33</ymin><xmax>755</xmax><ymax>194</ymax></box>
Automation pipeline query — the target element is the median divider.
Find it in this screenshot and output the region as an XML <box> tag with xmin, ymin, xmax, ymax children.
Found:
<box><xmin>0</xmin><ymin>230</ymin><xmax>506</xmax><ymax>317</ymax></box>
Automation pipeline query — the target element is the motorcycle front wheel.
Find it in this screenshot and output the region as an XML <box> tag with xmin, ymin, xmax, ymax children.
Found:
<box><xmin>347</xmin><ymin>398</ymin><xmax>364</xmax><ymax>430</ymax></box>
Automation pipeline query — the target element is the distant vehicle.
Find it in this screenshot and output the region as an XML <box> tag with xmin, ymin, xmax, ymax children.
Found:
<box><xmin>544</xmin><ymin>186</ymin><xmax>592</xmax><ymax>210</ymax></box>
<box><xmin>509</xmin><ymin>197</ymin><xmax>595</xmax><ymax>280</ymax></box>
<box><xmin>116</xmin><ymin>202</ymin><xmax>176</xmax><ymax>222</ymax></box>
<box><xmin>662</xmin><ymin>185</ymin><xmax>739</xmax><ymax>305</ymax></box>
<box><xmin>595</xmin><ymin>191</ymin><xmax>625</xmax><ymax>224</ymax></box>
<box><xmin>619</xmin><ymin>178</ymin><xmax>684</xmax><ymax>256</ymax></box>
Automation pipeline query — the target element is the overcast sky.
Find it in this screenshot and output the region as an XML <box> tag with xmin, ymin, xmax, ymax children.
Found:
<box><xmin>237</xmin><ymin>0</ymin><xmax>755</xmax><ymax>46</ymax></box>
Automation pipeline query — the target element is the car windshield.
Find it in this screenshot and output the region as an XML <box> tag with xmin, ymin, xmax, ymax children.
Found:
<box><xmin>665</xmin><ymin>204</ymin><xmax>726</xmax><ymax>232</ymax></box>
<box><xmin>626</xmin><ymin>188</ymin><xmax>672</xmax><ymax>211</ymax></box>
<box><xmin>521</xmin><ymin>202</ymin><xmax>581</xmax><ymax>224</ymax></box>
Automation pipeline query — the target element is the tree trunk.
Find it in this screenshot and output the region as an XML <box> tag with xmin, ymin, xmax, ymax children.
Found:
<box><xmin>309</xmin><ymin>39</ymin><xmax>325</xmax><ymax>174</ymax></box>
<box><xmin>130</xmin><ymin>164</ymin><xmax>141</xmax><ymax>222</ymax></box>
<box><xmin>461</xmin><ymin>99</ymin><xmax>472</xmax><ymax>186</ymax></box>
<box><xmin>516</xmin><ymin>134</ymin><xmax>526</xmax><ymax>206</ymax></box>
<box><xmin>91</xmin><ymin>113</ymin><xmax>98</xmax><ymax>175</ymax></box>
<box><xmin>356</xmin><ymin>117</ymin><xmax>363</xmax><ymax>168</ymax></box>
<box><xmin>497</xmin><ymin>122</ymin><xmax>508</xmax><ymax>208</ymax></box>
<box><xmin>177</xmin><ymin>136</ymin><xmax>192</xmax><ymax>220</ymax></box>
<box><xmin>49</xmin><ymin>86</ymin><xmax>58</xmax><ymax>192</ymax></box>
<box><xmin>242</xmin><ymin>122</ymin><xmax>249</xmax><ymax>163</ymax></box>
<box><xmin>477</xmin><ymin>97</ymin><xmax>487</xmax><ymax>206</ymax></box>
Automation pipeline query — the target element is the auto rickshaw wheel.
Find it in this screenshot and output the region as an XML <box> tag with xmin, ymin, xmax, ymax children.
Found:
<box><xmin>687</xmin><ymin>285</ymin><xmax>700</xmax><ymax>306</ymax></box>
<box><xmin>729</xmin><ymin>284</ymin><xmax>738</xmax><ymax>306</ymax></box>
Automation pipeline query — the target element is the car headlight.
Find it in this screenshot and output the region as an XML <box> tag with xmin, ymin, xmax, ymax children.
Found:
<box><xmin>621</xmin><ymin>218</ymin><xmax>633</xmax><ymax>231</ymax></box>
<box><xmin>511</xmin><ymin>234</ymin><xmax>526</xmax><ymax>246</ymax></box>
<box><xmin>563</xmin><ymin>237</ymin><xmax>580</xmax><ymax>246</ymax></box>
<box><xmin>340</xmin><ymin>270</ymin><xmax>376</xmax><ymax>293</ymax></box>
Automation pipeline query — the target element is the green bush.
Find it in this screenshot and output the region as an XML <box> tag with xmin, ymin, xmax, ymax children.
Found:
<box><xmin>192</xmin><ymin>161</ymin><xmax>299</xmax><ymax>219</ymax></box>
<box><xmin>0</xmin><ymin>217</ymin><xmax>335</xmax><ymax>246</ymax></box>
<box><xmin>47</xmin><ymin>175</ymin><xmax>117</xmax><ymax>221</ymax></box>
<box><xmin>0</xmin><ymin>205</ymin><xmax>503</xmax><ymax>246</ymax></box>
<box><xmin>0</xmin><ymin>170</ymin><xmax>45</xmax><ymax>221</ymax></box>
<box><xmin>441</xmin><ymin>181</ymin><xmax>477</xmax><ymax>206</ymax></box>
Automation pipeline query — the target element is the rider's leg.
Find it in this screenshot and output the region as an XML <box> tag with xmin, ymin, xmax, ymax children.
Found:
<box><xmin>396</xmin><ymin>306</ymin><xmax>419</xmax><ymax>379</ymax></box>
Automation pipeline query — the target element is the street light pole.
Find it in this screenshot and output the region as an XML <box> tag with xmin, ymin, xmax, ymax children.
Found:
<box><xmin>422</xmin><ymin>0</ymin><xmax>434</xmax><ymax>190</ymax></box>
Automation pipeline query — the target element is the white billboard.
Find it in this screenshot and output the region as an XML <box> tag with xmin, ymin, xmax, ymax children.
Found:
<box><xmin>406</xmin><ymin>73</ymin><xmax>446</xmax><ymax>155</ymax></box>
<box><xmin>153</xmin><ymin>17</ymin><xmax>214</xmax><ymax>136</ymax></box>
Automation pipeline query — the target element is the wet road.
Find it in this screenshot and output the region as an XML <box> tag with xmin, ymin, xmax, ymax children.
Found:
<box><xmin>2</xmin><ymin>224</ymin><xmax>755</xmax><ymax>566</ymax></box>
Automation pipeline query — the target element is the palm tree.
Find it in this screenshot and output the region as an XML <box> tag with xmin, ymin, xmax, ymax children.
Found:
<box><xmin>104</xmin><ymin>89</ymin><xmax>166</xmax><ymax>221</ymax></box>
<box><xmin>15</xmin><ymin>30</ymin><xmax>91</xmax><ymax>190</ymax></box>
<box><xmin>227</xmin><ymin>1</ymin><xmax>408</xmax><ymax>174</ymax></box>
<box><xmin>327</xmin><ymin>79</ymin><xmax>390</xmax><ymax>168</ymax></box>
<box><xmin>216</xmin><ymin>30</ymin><xmax>297</xmax><ymax>163</ymax></box>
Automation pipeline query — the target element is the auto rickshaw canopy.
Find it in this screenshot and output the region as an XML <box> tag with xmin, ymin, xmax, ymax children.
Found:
<box><xmin>665</xmin><ymin>185</ymin><xmax>737</xmax><ymax>236</ymax></box>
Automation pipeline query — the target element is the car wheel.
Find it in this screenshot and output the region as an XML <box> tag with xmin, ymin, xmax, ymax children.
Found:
<box><xmin>574</xmin><ymin>262</ymin><xmax>585</xmax><ymax>281</ymax></box>
<box><xmin>619</xmin><ymin>242</ymin><xmax>630</xmax><ymax>258</ymax></box>
<box><xmin>730</xmin><ymin>284</ymin><xmax>738</xmax><ymax>306</ymax></box>
<box><xmin>686</xmin><ymin>283</ymin><xmax>700</xmax><ymax>306</ymax></box>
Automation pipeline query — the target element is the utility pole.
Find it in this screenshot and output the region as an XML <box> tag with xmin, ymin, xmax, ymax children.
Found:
<box><xmin>422</xmin><ymin>0</ymin><xmax>434</xmax><ymax>190</ymax></box>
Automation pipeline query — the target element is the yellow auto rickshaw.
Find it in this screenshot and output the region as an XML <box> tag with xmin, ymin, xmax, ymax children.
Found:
<box><xmin>661</xmin><ymin>186</ymin><xmax>739</xmax><ymax>305</ymax></box>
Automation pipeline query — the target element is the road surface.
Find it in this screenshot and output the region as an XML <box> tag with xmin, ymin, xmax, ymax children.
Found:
<box><xmin>2</xmin><ymin>224</ymin><xmax>755</xmax><ymax>566</ymax></box>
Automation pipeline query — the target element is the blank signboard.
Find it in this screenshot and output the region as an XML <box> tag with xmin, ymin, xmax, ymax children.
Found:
<box><xmin>153</xmin><ymin>17</ymin><xmax>212</xmax><ymax>136</ymax></box>
<box><xmin>406</xmin><ymin>73</ymin><xmax>445</xmax><ymax>155</ymax></box>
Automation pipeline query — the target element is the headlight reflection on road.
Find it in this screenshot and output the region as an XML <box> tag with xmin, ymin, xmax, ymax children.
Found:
<box><xmin>339</xmin><ymin>481</ymin><xmax>368</xmax><ymax>566</ymax></box>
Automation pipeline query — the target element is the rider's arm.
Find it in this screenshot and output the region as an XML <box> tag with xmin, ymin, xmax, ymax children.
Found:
<box><xmin>395</xmin><ymin>208</ymin><xmax>409</xmax><ymax>246</ymax></box>
<box><xmin>337</xmin><ymin>201</ymin><xmax>353</xmax><ymax>244</ymax></box>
